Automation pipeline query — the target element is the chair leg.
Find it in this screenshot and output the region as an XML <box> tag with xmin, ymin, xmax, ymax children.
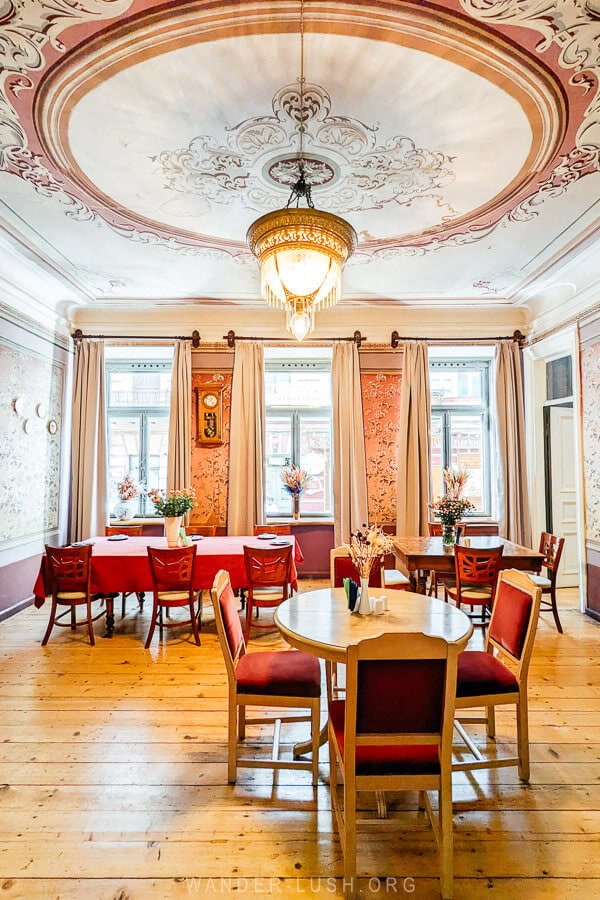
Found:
<box><xmin>121</xmin><ymin>593</ymin><xmax>127</xmax><ymax>618</ymax></box>
<box><xmin>244</xmin><ymin>600</ymin><xmax>254</xmax><ymax>644</ymax></box>
<box><xmin>238</xmin><ymin>705</ymin><xmax>246</xmax><ymax>740</ymax></box>
<box><xmin>70</xmin><ymin>606</ymin><xmax>77</xmax><ymax>631</ymax></box>
<box><xmin>189</xmin><ymin>597</ymin><xmax>201</xmax><ymax>646</ymax></box>
<box><xmin>439</xmin><ymin>772</ymin><xmax>454</xmax><ymax>899</ymax></box>
<box><xmin>86</xmin><ymin>598</ymin><xmax>96</xmax><ymax>646</ymax></box>
<box><xmin>137</xmin><ymin>591</ymin><xmax>145</xmax><ymax>610</ymax></box>
<box><xmin>343</xmin><ymin>776</ymin><xmax>357</xmax><ymax>893</ymax></box>
<box><xmin>516</xmin><ymin>694</ymin><xmax>530</xmax><ymax>782</ymax></box>
<box><xmin>486</xmin><ymin>705</ymin><xmax>496</xmax><ymax>739</ymax></box>
<box><xmin>144</xmin><ymin>598</ymin><xmax>159</xmax><ymax>649</ymax></box>
<box><xmin>228</xmin><ymin>699</ymin><xmax>239</xmax><ymax>783</ymax></box>
<box><xmin>311</xmin><ymin>700</ymin><xmax>320</xmax><ymax>785</ymax></box>
<box><xmin>41</xmin><ymin>598</ymin><xmax>58</xmax><ymax>646</ymax></box>
<box><xmin>549</xmin><ymin>586</ymin><xmax>563</xmax><ymax>634</ymax></box>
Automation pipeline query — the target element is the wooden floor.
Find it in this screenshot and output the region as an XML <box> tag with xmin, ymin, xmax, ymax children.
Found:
<box><xmin>0</xmin><ymin>584</ymin><xmax>598</xmax><ymax>899</ymax></box>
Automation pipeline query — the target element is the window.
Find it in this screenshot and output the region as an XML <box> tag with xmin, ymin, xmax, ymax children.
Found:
<box><xmin>264</xmin><ymin>350</ymin><xmax>333</xmax><ymax>518</ymax></box>
<box><xmin>429</xmin><ymin>356</ymin><xmax>492</xmax><ymax>516</ymax></box>
<box><xmin>106</xmin><ymin>350</ymin><xmax>172</xmax><ymax>516</ymax></box>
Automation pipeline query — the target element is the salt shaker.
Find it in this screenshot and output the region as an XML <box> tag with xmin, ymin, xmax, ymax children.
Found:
<box><xmin>380</xmin><ymin>594</ymin><xmax>388</xmax><ymax>612</ymax></box>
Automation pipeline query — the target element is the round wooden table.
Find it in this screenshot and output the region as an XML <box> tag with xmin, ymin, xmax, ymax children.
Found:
<box><xmin>275</xmin><ymin>587</ymin><xmax>473</xmax><ymax>663</ymax></box>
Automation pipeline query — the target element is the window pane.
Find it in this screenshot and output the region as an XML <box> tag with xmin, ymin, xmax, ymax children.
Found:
<box><xmin>430</xmin><ymin>414</ymin><xmax>444</xmax><ymax>500</ymax></box>
<box><xmin>298</xmin><ymin>415</ymin><xmax>332</xmax><ymax>516</ymax></box>
<box><xmin>108</xmin><ymin>416</ymin><xmax>142</xmax><ymax>509</ymax></box>
<box><xmin>449</xmin><ymin>414</ymin><xmax>485</xmax><ymax>510</ymax></box>
<box><xmin>546</xmin><ymin>356</ymin><xmax>572</xmax><ymax>401</ymax></box>
<box><xmin>265</xmin><ymin>370</ymin><xmax>331</xmax><ymax>408</ymax></box>
<box><xmin>144</xmin><ymin>416</ymin><xmax>169</xmax><ymax>513</ymax></box>
<box><xmin>430</xmin><ymin>369</ymin><xmax>483</xmax><ymax>407</ymax></box>
<box><xmin>265</xmin><ymin>415</ymin><xmax>294</xmax><ymax>516</ymax></box>
<box><xmin>109</xmin><ymin>370</ymin><xmax>171</xmax><ymax>407</ymax></box>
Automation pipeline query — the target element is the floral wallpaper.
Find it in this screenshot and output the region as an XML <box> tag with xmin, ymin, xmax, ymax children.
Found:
<box><xmin>0</xmin><ymin>340</ymin><xmax>64</xmax><ymax>543</ymax></box>
<box><xmin>581</xmin><ymin>342</ymin><xmax>600</xmax><ymax>542</ymax></box>
<box><xmin>190</xmin><ymin>372</ymin><xmax>231</xmax><ymax>526</ymax></box>
<box><xmin>361</xmin><ymin>372</ymin><xmax>402</xmax><ymax>525</ymax></box>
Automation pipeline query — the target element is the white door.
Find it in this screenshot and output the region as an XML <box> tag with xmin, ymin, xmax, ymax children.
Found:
<box><xmin>549</xmin><ymin>405</ymin><xmax>579</xmax><ymax>588</ymax></box>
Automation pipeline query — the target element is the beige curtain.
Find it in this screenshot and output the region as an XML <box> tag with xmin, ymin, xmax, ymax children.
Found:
<box><xmin>332</xmin><ymin>341</ymin><xmax>368</xmax><ymax>547</ymax></box>
<box><xmin>396</xmin><ymin>341</ymin><xmax>431</xmax><ymax>537</ymax></box>
<box><xmin>227</xmin><ymin>342</ymin><xmax>265</xmax><ymax>535</ymax></box>
<box><xmin>495</xmin><ymin>340</ymin><xmax>531</xmax><ymax>546</ymax></box>
<box><xmin>167</xmin><ymin>341</ymin><xmax>192</xmax><ymax>494</ymax></box>
<box><xmin>70</xmin><ymin>340</ymin><xmax>107</xmax><ymax>542</ymax></box>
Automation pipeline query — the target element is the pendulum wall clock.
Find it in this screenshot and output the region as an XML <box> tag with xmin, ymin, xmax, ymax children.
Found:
<box><xmin>195</xmin><ymin>383</ymin><xmax>223</xmax><ymax>445</ymax></box>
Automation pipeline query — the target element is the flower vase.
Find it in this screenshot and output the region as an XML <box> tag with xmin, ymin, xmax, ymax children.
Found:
<box><xmin>293</xmin><ymin>493</ymin><xmax>300</xmax><ymax>520</ymax></box>
<box><xmin>357</xmin><ymin>576</ymin><xmax>372</xmax><ymax>615</ymax></box>
<box><xmin>442</xmin><ymin>523</ymin><xmax>456</xmax><ymax>547</ymax></box>
<box><xmin>164</xmin><ymin>515</ymin><xmax>183</xmax><ymax>548</ymax></box>
<box><xmin>113</xmin><ymin>499</ymin><xmax>136</xmax><ymax>521</ymax></box>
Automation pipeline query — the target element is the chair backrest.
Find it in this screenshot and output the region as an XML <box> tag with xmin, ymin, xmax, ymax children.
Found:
<box><xmin>428</xmin><ymin>522</ymin><xmax>442</xmax><ymax>536</ymax></box>
<box><xmin>243</xmin><ymin>544</ymin><xmax>293</xmax><ymax>592</ymax></box>
<box><xmin>539</xmin><ymin>532</ymin><xmax>564</xmax><ymax>582</ymax></box>
<box><xmin>344</xmin><ymin>631</ymin><xmax>460</xmax><ymax>775</ymax></box>
<box><xmin>105</xmin><ymin>524</ymin><xmax>144</xmax><ymax>537</ymax></box>
<box><xmin>211</xmin><ymin>569</ymin><xmax>246</xmax><ymax>681</ymax></box>
<box><xmin>186</xmin><ymin>524</ymin><xmax>217</xmax><ymax>536</ymax></box>
<box><xmin>147</xmin><ymin>546</ymin><xmax>195</xmax><ymax>593</ymax></box>
<box><xmin>45</xmin><ymin>544</ymin><xmax>92</xmax><ymax>595</ymax></box>
<box><xmin>253</xmin><ymin>523</ymin><xmax>292</xmax><ymax>536</ymax></box>
<box><xmin>330</xmin><ymin>547</ymin><xmax>383</xmax><ymax>588</ymax></box>
<box><xmin>454</xmin><ymin>544</ymin><xmax>504</xmax><ymax>591</ymax></box>
<box><xmin>486</xmin><ymin>570</ymin><xmax>542</xmax><ymax>679</ymax></box>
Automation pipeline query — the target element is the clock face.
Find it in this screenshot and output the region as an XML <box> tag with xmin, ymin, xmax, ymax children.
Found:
<box><xmin>203</xmin><ymin>393</ymin><xmax>218</xmax><ymax>409</ymax></box>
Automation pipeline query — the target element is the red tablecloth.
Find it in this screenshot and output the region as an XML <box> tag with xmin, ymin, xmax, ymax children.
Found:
<box><xmin>33</xmin><ymin>535</ymin><xmax>302</xmax><ymax>604</ymax></box>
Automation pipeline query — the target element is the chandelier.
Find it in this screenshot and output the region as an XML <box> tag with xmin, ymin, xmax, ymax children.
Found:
<box><xmin>246</xmin><ymin>2</ymin><xmax>357</xmax><ymax>341</ymax></box>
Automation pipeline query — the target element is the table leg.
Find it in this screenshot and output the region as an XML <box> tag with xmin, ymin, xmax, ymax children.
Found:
<box><xmin>105</xmin><ymin>597</ymin><xmax>115</xmax><ymax>638</ymax></box>
<box><xmin>410</xmin><ymin>570</ymin><xmax>428</xmax><ymax>595</ymax></box>
<box><xmin>293</xmin><ymin>720</ymin><xmax>328</xmax><ymax>759</ymax></box>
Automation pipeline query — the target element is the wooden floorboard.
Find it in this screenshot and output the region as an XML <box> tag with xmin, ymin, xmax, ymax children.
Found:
<box><xmin>0</xmin><ymin>584</ymin><xmax>598</xmax><ymax>898</ymax></box>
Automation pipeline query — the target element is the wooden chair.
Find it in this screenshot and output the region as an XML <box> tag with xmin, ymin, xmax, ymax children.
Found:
<box><xmin>187</xmin><ymin>524</ymin><xmax>217</xmax><ymax>536</ymax></box>
<box><xmin>42</xmin><ymin>544</ymin><xmax>104</xmax><ymax>646</ymax></box>
<box><xmin>528</xmin><ymin>532</ymin><xmax>565</xmax><ymax>633</ymax></box>
<box><xmin>445</xmin><ymin>544</ymin><xmax>504</xmax><ymax>623</ymax></box>
<box><xmin>330</xmin><ymin>546</ymin><xmax>383</xmax><ymax>588</ymax></box>
<box><xmin>145</xmin><ymin>546</ymin><xmax>200</xmax><ymax>649</ymax></box>
<box><xmin>328</xmin><ymin>631</ymin><xmax>460</xmax><ymax>898</ymax></box>
<box><xmin>211</xmin><ymin>570</ymin><xmax>320</xmax><ymax>784</ymax></box>
<box><xmin>104</xmin><ymin>524</ymin><xmax>144</xmax><ymax>617</ymax></box>
<box><xmin>242</xmin><ymin>544</ymin><xmax>293</xmax><ymax>642</ymax></box>
<box><xmin>427</xmin><ymin>521</ymin><xmax>455</xmax><ymax>598</ymax></box>
<box><xmin>253</xmin><ymin>524</ymin><xmax>292</xmax><ymax>536</ymax></box>
<box><xmin>453</xmin><ymin>569</ymin><xmax>542</xmax><ymax>781</ymax></box>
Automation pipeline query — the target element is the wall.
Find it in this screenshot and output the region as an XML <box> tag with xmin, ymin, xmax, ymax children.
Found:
<box><xmin>580</xmin><ymin>319</ymin><xmax>600</xmax><ymax>618</ymax></box>
<box><xmin>0</xmin><ymin>308</ymin><xmax>71</xmax><ymax>617</ymax></box>
<box><xmin>362</xmin><ymin>369</ymin><xmax>402</xmax><ymax>524</ymax></box>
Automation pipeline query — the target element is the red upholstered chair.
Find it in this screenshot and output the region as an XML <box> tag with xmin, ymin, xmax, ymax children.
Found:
<box><xmin>328</xmin><ymin>631</ymin><xmax>460</xmax><ymax>899</ymax></box>
<box><xmin>528</xmin><ymin>532</ymin><xmax>565</xmax><ymax>633</ymax></box>
<box><xmin>145</xmin><ymin>546</ymin><xmax>200</xmax><ymax>649</ymax></box>
<box><xmin>243</xmin><ymin>544</ymin><xmax>293</xmax><ymax>642</ymax></box>
<box><xmin>42</xmin><ymin>544</ymin><xmax>104</xmax><ymax>646</ymax></box>
<box><xmin>104</xmin><ymin>524</ymin><xmax>145</xmax><ymax>617</ymax></box>
<box><xmin>453</xmin><ymin>569</ymin><xmax>542</xmax><ymax>782</ymax></box>
<box><xmin>445</xmin><ymin>544</ymin><xmax>504</xmax><ymax>623</ymax></box>
<box><xmin>211</xmin><ymin>570</ymin><xmax>320</xmax><ymax>784</ymax></box>
<box><xmin>330</xmin><ymin>546</ymin><xmax>383</xmax><ymax>588</ymax></box>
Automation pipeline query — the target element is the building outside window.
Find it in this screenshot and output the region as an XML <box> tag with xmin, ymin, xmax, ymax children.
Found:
<box><xmin>264</xmin><ymin>349</ymin><xmax>333</xmax><ymax>518</ymax></box>
<box><xmin>105</xmin><ymin>348</ymin><xmax>172</xmax><ymax>517</ymax></box>
<box><xmin>429</xmin><ymin>353</ymin><xmax>493</xmax><ymax>516</ymax></box>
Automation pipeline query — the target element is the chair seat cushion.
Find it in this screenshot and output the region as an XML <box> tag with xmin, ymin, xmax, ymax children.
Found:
<box><xmin>528</xmin><ymin>573</ymin><xmax>551</xmax><ymax>589</ymax></box>
<box><xmin>446</xmin><ymin>584</ymin><xmax>493</xmax><ymax>603</ymax></box>
<box><xmin>384</xmin><ymin>569</ymin><xmax>410</xmax><ymax>587</ymax></box>
<box><xmin>157</xmin><ymin>590</ymin><xmax>191</xmax><ymax>603</ymax></box>
<box><xmin>56</xmin><ymin>591</ymin><xmax>87</xmax><ymax>601</ymax></box>
<box><xmin>457</xmin><ymin>650</ymin><xmax>519</xmax><ymax>698</ymax></box>
<box><xmin>237</xmin><ymin>650</ymin><xmax>321</xmax><ymax>698</ymax></box>
<box><xmin>328</xmin><ymin>700</ymin><xmax>440</xmax><ymax>776</ymax></box>
<box><xmin>250</xmin><ymin>587</ymin><xmax>287</xmax><ymax>605</ymax></box>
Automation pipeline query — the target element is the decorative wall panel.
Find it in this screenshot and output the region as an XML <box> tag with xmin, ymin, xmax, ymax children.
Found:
<box><xmin>361</xmin><ymin>372</ymin><xmax>402</xmax><ymax>525</ymax></box>
<box><xmin>0</xmin><ymin>340</ymin><xmax>64</xmax><ymax>545</ymax></box>
<box><xmin>581</xmin><ymin>341</ymin><xmax>600</xmax><ymax>543</ymax></box>
<box><xmin>190</xmin><ymin>372</ymin><xmax>231</xmax><ymax>526</ymax></box>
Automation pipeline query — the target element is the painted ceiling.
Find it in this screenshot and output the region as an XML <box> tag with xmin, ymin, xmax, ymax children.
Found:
<box><xmin>0</xmin><ymin>0</ymin><xmax>599</xmax><ymax>320</ymax></box>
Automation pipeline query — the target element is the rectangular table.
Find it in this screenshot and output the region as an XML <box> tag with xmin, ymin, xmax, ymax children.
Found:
<box><xmin>392</xmin><ymin>536</ymin><xmax>544</xmax><ymax>594</ymax></box>
<box><xmin>34</xmin><ymin>535</ymin><xmax>302</xmax><ymax>635</ymax></box>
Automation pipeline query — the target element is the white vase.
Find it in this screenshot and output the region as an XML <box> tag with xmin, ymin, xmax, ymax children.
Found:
<box><xmin>357</xmin><ymin>576</ymin><xmax>372</xmax><ymax>616</ymax></box>
<box><xmin>113</xmin><ymin>499</ymin><xmax>137</xmax><ymax>521</ymax></box>
<box><xmin>164</xmin><ymin>515</ymin><xmax>183</xmax><ymax>548</ymax></box>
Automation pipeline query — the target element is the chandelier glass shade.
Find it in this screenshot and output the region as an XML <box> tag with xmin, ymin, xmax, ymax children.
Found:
<box><xmin>247</xmin><ymin>206</ymin><xmax>357</xmax><ymax>340</ymax></box>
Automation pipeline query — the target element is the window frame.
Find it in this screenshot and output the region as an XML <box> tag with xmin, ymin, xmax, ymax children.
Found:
<box><xmin>264</xmin><ymin>357</ymin><xmax>333</xmax><ymax>520</ymax></box>
<box><xmin>105</xmin><ymin>360</ymin><xmax>172</xmax><ymax>518</ymax></box>
<box><xmin>429</xmin><ymin>358</ymin><xmax>492</xmax><ymax>517</ymax></box>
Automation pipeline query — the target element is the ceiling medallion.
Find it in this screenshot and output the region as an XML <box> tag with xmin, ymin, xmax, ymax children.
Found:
<box><xmin>246</xmin><ymin>0</ymin><xmax>357</xmax><ymax>340</ymax></box>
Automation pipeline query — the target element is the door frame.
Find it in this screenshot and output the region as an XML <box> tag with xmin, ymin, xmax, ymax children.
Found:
<box><xmin>524</xmin><ymin>326</ymin><xmax>586</xmax><ymax>612</ymax></box>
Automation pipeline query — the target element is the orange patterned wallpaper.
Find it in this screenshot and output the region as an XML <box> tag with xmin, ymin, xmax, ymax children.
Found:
<box><xmin>361</xmin><ymin>372</ymin><xmax>402</xmax><ymax>525</ymax></box>
<box><xmin>190</xmin><ymin>372</ymin><xmax>231</xmax><ymax>526</ymax></box>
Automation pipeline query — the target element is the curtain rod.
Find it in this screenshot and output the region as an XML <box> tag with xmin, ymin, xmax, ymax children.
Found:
<box><xmin>72</xmin><ymin>329</ymin><xmax>201</xmax><ymax>348</ymax></box>
<box><xmin>390</xmin><ymin>329</ymin><xmax>525</xmax><ymax>349</ymax></box>
<box><xmin>225</xmin><ymin>329</ymin><xmax>365</xmax><ymax>348</ymax></box>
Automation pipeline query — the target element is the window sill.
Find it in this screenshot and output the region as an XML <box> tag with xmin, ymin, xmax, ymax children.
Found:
<box><xmin>108</xmin><ymin>517</ymin><xmax>164</xmax><ymax>525</ymax></box>
<box><xmin>265</xmin><ymin>518</ymin><xmax>334</xmax><ymax>526</ymax></box>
